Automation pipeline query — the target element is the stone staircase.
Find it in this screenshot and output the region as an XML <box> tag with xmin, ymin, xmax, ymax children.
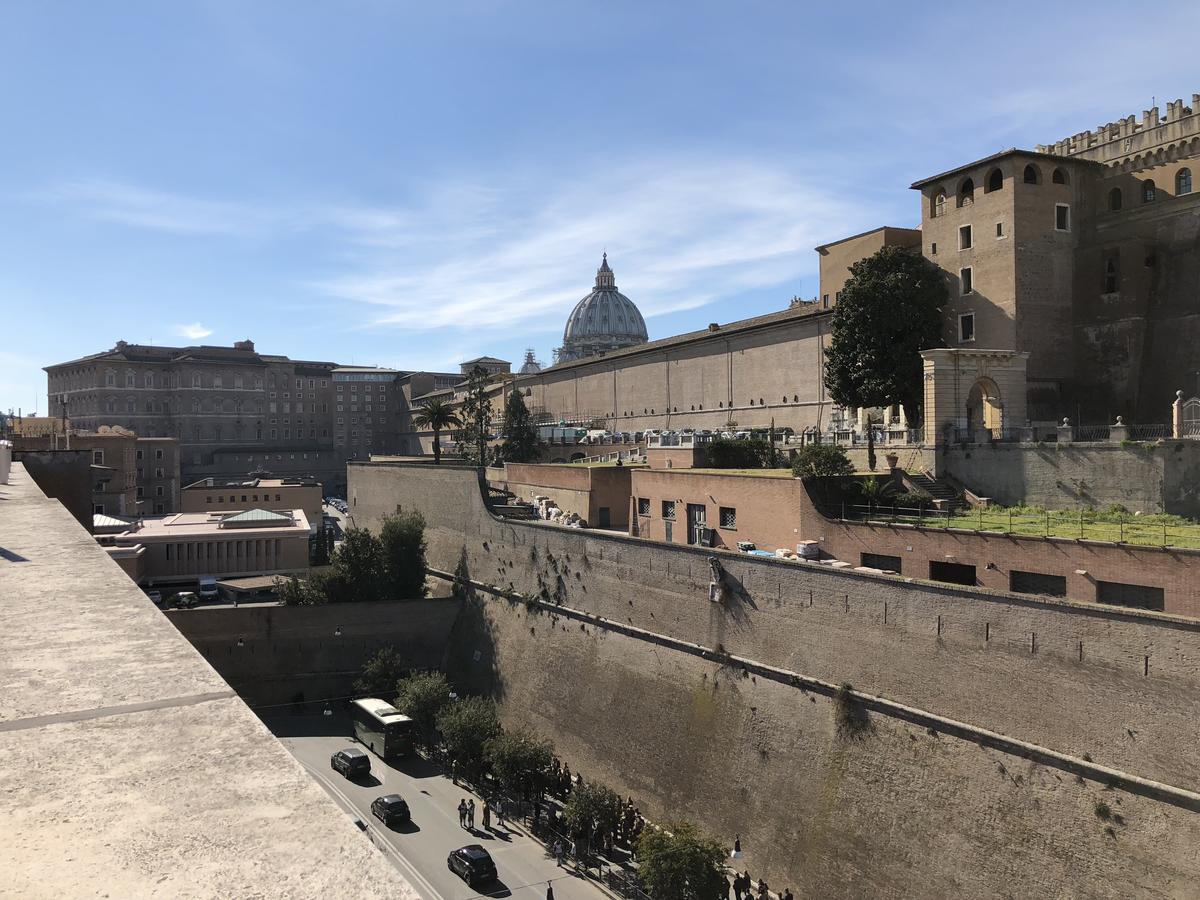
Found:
<box><xmin>908</xmin><ymin>471</ymin><xmax>965</xmax><ymax>511</ymax></box>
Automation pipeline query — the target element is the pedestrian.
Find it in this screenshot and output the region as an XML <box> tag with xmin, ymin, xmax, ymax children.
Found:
<box><xmin>782</xmin><ymin>890</ymin><xmax>794</xmax><ymax>900</ymax></box>
<box><xmin>457</xmin><ymin>799</ymin><xmax>468</xmax><ymax>828</ymax></box>
<box><xmin>468</xmin><ymin>798</ymin><xmax>476</xmax><ymax>828</ymax></box>
<box><xmin>496</xmin><ymin>796</ymin><xmax>506</xmax><ymax>826</ymax></box>
<box><xmin>723</xmin><ymin>873</ymin><xmax>732</xmax><ymax>899</ymax></box>
<box><xmin>757</xmin><ymin>878</ymin><xmax>769</xmax><ymax>900</ymax></box>
<box><xmin>546</xmin><ymin>885</ymin><xmax>555</xmax><ymax>900</ymax></box>
<box><xmin>741</xmin><ymin>871</ymin><xmax>752</xmax><ymax>899</ymax></box>
<box><xmin>482</xmin><ymin>799</ymin><xmax>492</xmax><ymax>830</ymax></box>
<box><xmin>553</xmin><ymin>839</ymin><xmax>564</xmax><ymax>866</ymax></box>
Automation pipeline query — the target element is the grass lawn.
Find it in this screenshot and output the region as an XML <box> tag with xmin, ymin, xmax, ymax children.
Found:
<box><xmin>861</xmin><ymin>504</ymin><xmax>1200</xmax><ymax>550</ymax></box>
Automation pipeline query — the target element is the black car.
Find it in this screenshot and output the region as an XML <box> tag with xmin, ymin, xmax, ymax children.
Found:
<box><xmin>370</xmin><ymin>794</ymin><xmax>410</xmax><ymax>827</ymax></box>
<box><xmin>330</xmin><ymin>747</ymin><xmax>371</xmax><ymax>779</ymax></box>
<box><xmin>447</xmin><ymin>844</ymin><xmax>497</xmax><ymax>886</ymax></box>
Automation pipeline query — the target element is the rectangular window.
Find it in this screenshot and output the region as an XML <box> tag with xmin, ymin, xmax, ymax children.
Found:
<box><xmin>93</xmin><ymin>504</ymin><xmax>104</xmax><ymax>514</ymax></box>
<box><xmin>929</xmin><ymin>561</ymin><xmax>976</xmax><ymax>586</ymax></box>
<box><xmin>155</xmin><ymin>449</ymin><xmax>163</xmax><ymax>460</ymax></box>
<box><xmin>995</xmin><ymin>222</ymin><xmax>1005</xmax><ymax>238</ymax></box>
<box><xmin>136</xmin><ymin>450</ymin><xmax>144</xmax><ymax>461</ymax></box>
<box><xmin>1055</xmin><ymin>203</ymin><xmax>1070</xmax><ymax>232</ymax></box>
<box><xmin>155</xmin><ymin>467</ymin><xmax>164</xmax><ymax>478</ymax></box>
<box><xmin>861</xmin><ymin>552</ymin><xmax>902</xmax><ymax>573</ymax></box>
<box><xmin>930</xmin><ymin>242</ymin><xmax>937</xmax><ymax>255</ymax></box>
<box><xmin>1096</xmin><ymin>581</ymin><xmax>1164</xmax><ymax>611</ymax></box>
<box><xmin>156</xmin><ymin>486</ymin><xmax>164</xmax><ymax>497</ymax></box>
<box><xmin>1010</xmin><ymin>570</ymin><xmax>1067</xmax><ymax>597</ymax></box>
<box><xmin>719</xmin><ymin>507</ymin><xmax>737</xmax><ymax>529</ymax></box>
<box><xmin>637</xmin><ymin>497</ymin><xmax>650</xmax><ymax>517</ymax></box>
<box><xmin>821</xmin><ymin>294</ymin><xmax>829</xmax><ymax>308</ymax></box>
<box><xmin>960</xmin><ymin>267</ymin><xmax>973</xmax><ymax>294</ymax></box>
<box><xmin>92</xmin><ymin>450</ymin><xmax>104</xmax><ymax>465</ymax></box>
<box><xmin>959</xmin><ymin>224</ymin><xmax>972</xmax><ymax>249</ymax></box>
<box><xmin>959</xmin><ymin>312</ymin><xmax>975</xmax><ymax>342</ymax></box>
<box><xmin>661</xmin><ymin>500</ymin><xmax>676</xmax><ymax>520</ymax></box>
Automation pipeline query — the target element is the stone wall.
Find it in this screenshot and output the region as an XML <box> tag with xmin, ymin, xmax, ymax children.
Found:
<box><xmin>165</xmin><ymin>597</ymin><xmax>461</xmax><ymax>705</ymax></box>
<box><xmin>942</xmin><ymin>440</ymin><xmax>1200</xmax><ymax>517</ymax></box>
<box><xmin>348</xmin><ymin>461</ymin><xmax>1200</xmax><ymax>895</ymax></box>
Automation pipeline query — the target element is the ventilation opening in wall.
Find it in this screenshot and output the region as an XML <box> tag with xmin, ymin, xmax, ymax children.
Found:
<box><xmin>1010</xmin><ymin>570</ymin><xmax>1067</xmax><ymax>597</ymax></box>
<box><xmin>861</xmin><ymin>552</ymin><xmax>902</xmax><ymax>573</ymax></box>
<box><xmin>1096</xmin><ymin>580</ymin><xmax>1164</xmax><ymax>611</ymax></box>
<box><xmin>929</xmin><ymin>560</ymin><xmax>977</xmax><ymax>586</ymax></box>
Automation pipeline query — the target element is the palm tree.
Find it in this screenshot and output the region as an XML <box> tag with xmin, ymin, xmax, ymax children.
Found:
<box><xmin>412</xmin><ymin>398</ymin><xmax>460</xmax><ymax>465</ymax></box>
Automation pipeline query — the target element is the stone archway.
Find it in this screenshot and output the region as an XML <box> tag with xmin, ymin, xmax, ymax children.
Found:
<box><xmin>966</xmin><ymin>377</ymin><xmax>1003</xmax><ymax>435</ymax></box>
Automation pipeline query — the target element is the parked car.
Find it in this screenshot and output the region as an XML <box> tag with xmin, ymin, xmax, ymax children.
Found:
<box><xmin>370</xmin><ymin>794</ymin><xmax>411</xmax><ymax>827</ymax></box>
<box><xmin>145</xmin><ymin>589</ymin><xmax>163</xmax><ymax>606</ymax></box>
<box><xmin>447</xmin><ymin>845</ymin><xmax>497</xmax><ymax>886</ymax></box>
<box><xmin>198</xmin><ymin>576</ymin><xmax>219</xmax><ymax>602</ymax></box>
<box><xmin>330</xmin><ymin>747</ymin><xmax>370</xmax><ymax>780</ymax></box>
<box><xmin>172</xmin><ymin>592</ymin><xmax>199</xmax><ymax>609</ymax></box>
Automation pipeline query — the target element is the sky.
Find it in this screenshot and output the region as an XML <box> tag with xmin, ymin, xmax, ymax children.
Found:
<box><xmin>2</xmin><ymin>0</ymin><xmax>1198</xmax><ymax>412</ymax></box>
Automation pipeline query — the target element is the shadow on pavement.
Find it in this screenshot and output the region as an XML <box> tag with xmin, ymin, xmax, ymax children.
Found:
<box><xmin>386</xmin><ymin>819</ymin><xmax>421</xmax><ymax>834</ymax></box>
<box><xmin>349</xmin><ymin>772</ymin><xmax>382</xmax><ymax>788</ymax></box>
<box><xmin>478</xmin><ymin>880</ymin><xmax>512</xmax><ymax>898</ymax></box>
<box><xmin>387</xmin><ymin>754</ymin><xmax>443</xmax><ymax>779</ymax></box>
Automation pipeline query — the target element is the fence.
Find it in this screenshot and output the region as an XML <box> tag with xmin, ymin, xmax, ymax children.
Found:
<box><xmin>833</xmin><ymin>502</ymin><xmax>1200</xmax><ymax>550</ymax></box>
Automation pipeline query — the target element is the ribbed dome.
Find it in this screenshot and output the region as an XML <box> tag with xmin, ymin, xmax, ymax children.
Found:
<box><xmin>557</xmin><ymin>254</ymin><xmax>648</xmax><ymax>364</ymax></box>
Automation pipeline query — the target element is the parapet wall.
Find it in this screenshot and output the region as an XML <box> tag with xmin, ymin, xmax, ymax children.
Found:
<box><xmin>348</xmin><ymin>461</ymin><xmax>1200</xmax><ymax>895</ymax></box>
<box><xmin>1036</xmin><ymin>92</ymin><xmax>1200</xmax><ymax>166</ymax></box>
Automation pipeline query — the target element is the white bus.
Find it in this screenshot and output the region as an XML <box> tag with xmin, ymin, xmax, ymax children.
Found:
<box><xmin>350</xmin><ymin>698</ymin><xmax>415</xmax><ymax>760</ymax></box>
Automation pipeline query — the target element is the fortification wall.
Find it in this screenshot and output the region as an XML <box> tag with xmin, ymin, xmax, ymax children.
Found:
<box><xmin>166</xmin><ymin>597</ymin><xmax>460</xmax><ymax>705</ymax></box>
<box><xmin>447</xmin><ymin>591</ymin><xmax>1200</xmax><ymax>898</ymax></box>
<box><xmin>348</xmin><ymin>462</ymin><xmax>1200</xmax><ymax>894</ymax></box>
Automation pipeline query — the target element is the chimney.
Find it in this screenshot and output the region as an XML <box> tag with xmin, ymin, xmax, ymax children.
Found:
<box><xmin>708</xmin><ymin>323</ymin><xmax>720</xmax><ymax>332</ymax></box>
<box><xmin>234</xmin><ymin>339</ymin><xmax>255</xmax><ymax>351</ymax></box>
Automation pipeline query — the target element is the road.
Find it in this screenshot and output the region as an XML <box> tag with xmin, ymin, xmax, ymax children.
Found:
<box><xmin>265</xmin><ymin>714</ymin><xmax>610</xmax><ymax>900</ymax></box>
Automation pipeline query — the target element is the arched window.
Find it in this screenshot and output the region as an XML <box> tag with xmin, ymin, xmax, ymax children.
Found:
<box><xmin>957</xmin><ymin>178</ymin><xmax>975</xmax><ymax>207</ymax></box>
<box><xmin>1023</xmin><ymin>164</ymin><xmax>1040</xmax><ymax>184</ymax></box>
<box><xmin>932</xmin><ymin>190</ymin><xmax>946</xmax><ymax>218</ymax></box>
<box><xmin>191</xmin><ymin>399</ymin><xmax>201</xmax><ymax>414</ymax></box>
<box><xmin>1109</xmin><ymin>188</ymin><xmax>1123</xmax><ymax>211</ymax></box>
<box><xmin>1052</xmin><ymin>168</ymin><xmax>1068</xmax><ymax>185</ymax></box>
<box><xmin>1178</xmin><ymin>168</ymin><xmax>1193</xmax><ymax>195</ymax></box>
<box><xmin>144</xmin><ymin>373</ymin><xmax>153</xmax><ymax>388</ymax></box>
<box><xmin>985</xmin><ymin>168</ymin><xmax>1003</xmax><ymax>193</ymax></box>
<box><xmin>1143</xmin><ymin>180</ymin><xmax>1157</xmax><ymax>203</ymax></box>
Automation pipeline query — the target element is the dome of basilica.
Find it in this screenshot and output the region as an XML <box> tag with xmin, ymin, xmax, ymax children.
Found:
<box><xmin>556</xmin><ymin>254</ymin><xmax>648</xmax><ymax>364</ymax></box>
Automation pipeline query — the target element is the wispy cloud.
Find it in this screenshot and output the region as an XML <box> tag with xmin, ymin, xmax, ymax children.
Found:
<box><xmin>175</xmin><ymin>322</ymin><xmax>213</xmax><ymax>340</ymax></box>
<box><xmin>314</xmin><ymin>157</ymin><xmax>869</xmax><ymax>335</ymax></box>
<box><xmin>44</xmin><ymin>179</ymin><xmax>282</xmax><ymax>237</ymax></box>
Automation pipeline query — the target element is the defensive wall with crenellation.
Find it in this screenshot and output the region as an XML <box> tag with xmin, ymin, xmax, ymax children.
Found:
<box><xmin>348</xmin><ymin>460</ymin><xmax>1200</xmax><ymax>897</ymax></box>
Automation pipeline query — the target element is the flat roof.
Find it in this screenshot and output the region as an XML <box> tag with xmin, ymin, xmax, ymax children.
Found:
<box><xmin>814</xmin><ymin>225</ymin><xmax>921</xmax><ymax>253</ymax></box>
<box><xmin>112</xmin><ymin>508</ymin><xmax>310</xmax><ymax>539</ymax></box>
<box><xmin>184</xmin><ymin>477</ymin><xmax>320</xmax><ymax>490</ymax></box>
<box><xmin>0</xmin><ymin>464</ymin><xmax>417</xmax><ymax>897</ymax></box>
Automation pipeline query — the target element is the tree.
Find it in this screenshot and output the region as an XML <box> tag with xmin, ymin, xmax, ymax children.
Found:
<box><xmin>380</xmin><ymin>508</ymin><xmax>428</xmax><ymax>599</ymax></box>
<box><xmin>436</xmin><ymin>695</ymin><xmax>499</xmax><ymax>777</ymax></box>
<box><xmin>498</xmin><ymin>389</ymin><xmax>542</xmax><ymax>463</ymax></box>
<box><xmin>393</xmin><ymin>671</ymin><xmax>452</xmax><ymax>747</ymax></box>
<box><xmin>457</xmin><ymin>365</ymin><xmax>494</xmax><ymax>466</ymax></box>
<box><xmin>790</xmin><ymin>444</ymin><xmax>855</xmax><ymax>480</ymax></box>
<box><xmin>412</xmin><ymin>397</ymin><xmax>460</xmax><ymax>465</ymax></box>
<box><xmin>354</xmin><ymin>646</ymin><xmax>406</xmax><ymax>699</ymax></box>
<box><xmin>705</xmin><ymin>438</ymin><xmax>771</xmax><ymax>469</ymax></box>
<box><xmin>275</xmin><ymin>573</ymin><xmax>327</xmax><ymax>606</ymax></box>
<box><xmin>636</xmin><ymin>820</ymin><xmax>727</xmax><ymax>900</ymax></box>
<box><xmin>485</xmin><ymin>728</ymin><xmax>554</xmax><ymax>798</ymax></box>
<box><xmin>332</xmin><ymin>527</ymin><xmax>386</xmax><ymax>603</ymax></box>
<box><xmin>823</xmin><ymin>244</ymin><xmax>946</xmax><ymax>470</ymax></box>
<box><xmin>562</xmin><ymin>780</ymin><xmax>623</xmax><ymax>854</ymax></box>
<box><xmin>309</xmin><ymin>526</ymin><xmax>334</xmax><ymax>566</ymax></box>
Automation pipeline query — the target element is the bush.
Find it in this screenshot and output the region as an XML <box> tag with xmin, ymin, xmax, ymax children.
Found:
<box><xmin>791</xmin><ymin>443</ymin><xmax>854</xmax><ymax>479</ymax></box>
<box><xmin>705</xmin><ymin>438</ymin><xmax>771</xmax><ymax>469</ymax></box>
<box><xmin>891</xmin><ymin>490</ymin><xmax>933</xmax><ymax>510</ymax></box>
<box><xmin>354</xmin><ymin>646</ymin><xmax>407</xmax><ymax>698</ymax></box>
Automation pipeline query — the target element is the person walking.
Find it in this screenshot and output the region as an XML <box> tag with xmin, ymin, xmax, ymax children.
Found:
<box><xmin>552</xmin><ymin>839</ymin><xmax>564</xmax><ymax>867</ymax></box>
<box><xmin>782</xmin><ymin>890</ymin><xmax>795</xmax><ymax>900</ymax></box>
<box><xmin>546</xmin><ymin>885</ymin><xmax>555</xmax><ymax>900</ymax></box>
<box><xmin>457</xmin><ymin>799</ymin><xmax>468</xmax><ymax>828</ymax></box>
<box><xmin>468</xmin><ymin>798</ymin><xmax>476</xmax><ymax>829</ymax></box>
<box><xmin>482</xmin><ymin>799</ymin><xmax>492</xmax><ymax>830</ymax></box>
<box><xmin>757</xmin><ymin>878</ymin><xmax>769</xmax><ymax>900</ymax></box>
<box><xmin>496</xmin><ymin>796</ymin><xmax>506</xmax><ymax>826</ymax></box>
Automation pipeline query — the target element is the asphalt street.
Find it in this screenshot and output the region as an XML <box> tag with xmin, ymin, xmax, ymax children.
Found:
<box><xmin>266</xmin><ymin>714</ymin><xmax>610</xmax><ymax>900</ymax></box>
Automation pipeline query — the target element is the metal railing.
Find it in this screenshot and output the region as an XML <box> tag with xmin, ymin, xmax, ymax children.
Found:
<box><xmin>830</xmin><ymin>502</ymin><xmax>1200</xmax><ymax>549</ymax></box>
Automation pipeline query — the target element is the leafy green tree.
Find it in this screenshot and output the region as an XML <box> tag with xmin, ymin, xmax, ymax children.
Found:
<box><xmin>275</xmin><ymin>573</ymin><xmax>328</xmax><ymax>606</ymax></box>
<box><xmin>823</xmin><ymin>244</ymin><xmax>946</xmax><ymax>470</ymax></box>
<box><xmin>457</xmin><ymin>365</ymin><xmax>494</xmax><ymax>466</ymax></box>
<box><xmin>705</xmin><ymin>438</ymin><xmax>770</xmax><ymax>469</ymax></box>
<box><xmin>393</xmin><ymin>671</ymin><xmax>452</xmax><ymax>747</ymax></box>
<box><xmin>636</xmin><ymin>820</ymin><xmax>727</xmax><ymax>900</ymax></box>
<box><xmin>380</xmin><ymin>508</ymin><xmax>428</xmax><ymax>598</ymax></box>
<box><xmin>436</xmin><ymin>695</ymin><xmax>499</xmax><ymax>777</ymax></box>
<box><xmin>791</xmin><ymin>444</ymin><xmax>855</xmax><ymax>480</ymax></box>
<box><xmin>309</xmin><ymin>527</ymin><xmax>334</xmax><ymax>566</ymax></box>
<box><xmin>498</xmin><ymin>389</ymin><xmax>542</xmax><ymax>463</ymax></box>
<box><xmin>412</xmin><ymin>397</ymin><xmax>460</xmax><ymax>465</ymax></box>
<box><xmin>332</xmin><ymin>527</ymin><xmax>386</xmax><ymax>602</ymax></box>
<box><xmin>562</xmin><ymin>780</ymin><xmax>623</xmax><ymax>853</ymax></box>
<box><xmin>485</xmin><ymin>728</ymin><xmax>554</xmax><ymax>798</ymax></box>
<box><xmin>354</xmin><ymin>646</ymin><xmax>406</xmax><ymax>698</ymax></box>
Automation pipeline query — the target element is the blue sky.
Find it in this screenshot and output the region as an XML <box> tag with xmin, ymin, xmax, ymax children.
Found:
<box><xmin>2</xmin><ymin>1</ymin><xmax>1198</xmax><ymax>411</ymax></box>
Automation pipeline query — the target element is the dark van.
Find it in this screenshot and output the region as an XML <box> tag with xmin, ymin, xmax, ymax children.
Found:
<box><xmin>330</xmin><ymin>747</ymin><xmax>370</xmax><ymax>779</ymax></box>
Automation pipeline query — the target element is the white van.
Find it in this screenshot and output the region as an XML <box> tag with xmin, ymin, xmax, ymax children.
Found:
<box><xmin>198</xmin><ymin>577</ymin><xmax>219</xmax><ymax>602</ymax></box>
